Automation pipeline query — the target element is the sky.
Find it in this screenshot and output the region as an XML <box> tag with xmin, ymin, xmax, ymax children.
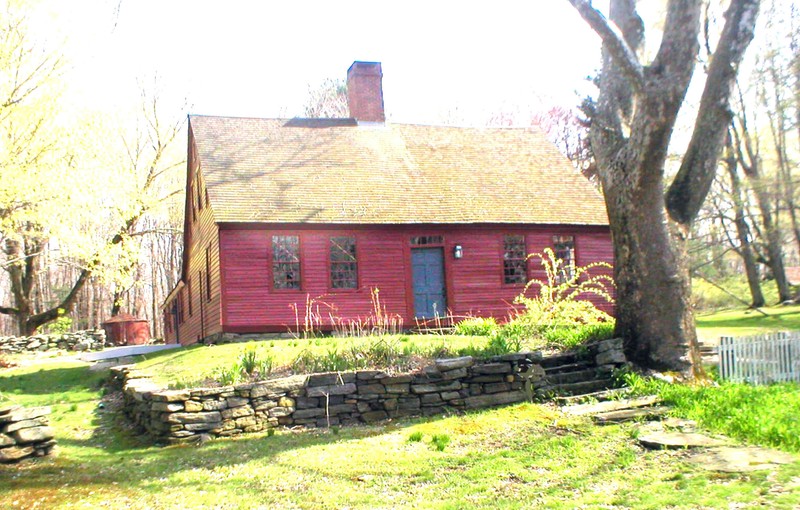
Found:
<box><xmin>32</xmin><ymin>0</ymin><xmax>608</xmax><ymax>126</ymax></box>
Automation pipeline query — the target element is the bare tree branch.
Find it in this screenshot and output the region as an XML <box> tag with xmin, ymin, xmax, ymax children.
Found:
<box><xmin>666</xmin><ymin>0</ymin><xmax>760</xmax><ymax>225</ymax></box>
<box><xmin>567</xmin><ymin>0</ymin><xmax>645</xmax><ymax>93</ymax></box>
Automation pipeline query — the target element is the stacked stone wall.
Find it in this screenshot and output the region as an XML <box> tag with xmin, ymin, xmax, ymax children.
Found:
<box><xmin>0</xmin><ymin>405</ymin><xmax>56</xmax><ymax>463</ymax></box>
<box><xmin>0</xmin><ymin>329</ymin><xmax>108</xmax><ymax>354</ymax></box>
<box><xmin>114</xmin><ymin>338</ymin><xmax>626</xmax><ymax>444</ymax></box>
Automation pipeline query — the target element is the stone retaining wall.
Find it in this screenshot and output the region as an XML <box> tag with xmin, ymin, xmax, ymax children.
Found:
<box><xmin>114</xmin><ymin>338</ymin><xmax>626</xmax><ymax>444</ymax></box>
<box><xmin>0</xmin><ymin>329</ymin><xmax>108</xmax><ymax>354</ymax></box>
<box><xmin>0</xmin><ymin>405</ymin><xmax>56</xmax><ymax>463</ymax></box>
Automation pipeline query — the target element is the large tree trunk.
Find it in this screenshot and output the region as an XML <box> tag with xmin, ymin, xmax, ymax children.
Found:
<box><xmin>3</xmin><ymin>233</ymin><xmax>92</xmax><ymax>336</ymax></box>
<box><xmin>741</xmin><ymin>162</ymin><xmax>792</xmax><ymax>302</ymax></box>
<box><xmin>606</xmin><ymin>184</ymin><xmax>699</xmax><ymax>372</ymax></box>
<box><xmin>724</xmin><ymin>146</ymin><xmax>765</xmax><ymax>307</ymax></box>
<box><xmin>569</xmin><ymin>0</ymin><xmax>759</xmax><ymax>376</ymax></box>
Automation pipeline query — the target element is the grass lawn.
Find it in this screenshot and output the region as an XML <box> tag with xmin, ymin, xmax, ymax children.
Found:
<box><xmin>118</xmin><ymin>303</ymin><xmax>800</xmax><ymax>387</ymax></box>
<box><xmin>134</xmin><ymin>334</ymin><xmax>491</xmax><ymax>387</ymax></box>
<box><xmin>696</xmin><ymin>305</ymin><xmax>800</xmax><ymax>344</ymax></box>
<box><xmin>2</xmin><ymin>361</ymin><xmax>800</xmax><ymax>509</ymax></box>
<box><xmin>127</xmin><ymin>303</ymin><xmax>800</xmax><ymax>387</ymax></box>
<box><xmin>2</xmin><ymin>308</ymin><xmax>799</xmax><ymax>507</ymax></box>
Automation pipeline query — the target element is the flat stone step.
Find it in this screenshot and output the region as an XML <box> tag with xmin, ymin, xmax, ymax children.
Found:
<box><xmin>544</xmin><ymin>361</ymin><xmax>593</xmax><ymax>374</ymax></box>
<box><xmin>689</xmin><ymin>446</ymin><xmax>796</xmax><ymax>472</ymax></box>
<box><xmin>539</xmin><ymin>352</ymin><xmax>583</xmax><ymax>368</ymax></box>
<box><xmin>562</xmin><ymin>395</ymin><xmax>662</xmax><ymax>416</ymax></box>
<box><xmin>638</xmin><ymin>431</ymin><xmax>727</xmax><ymax>449</ymax></box>
<box><xmin>556</xmin><ymin>387</ymin><xmax>631</xmax><ymax>405</ymax></box>
<box><xmin>593</xmin><ymin>406</ymin><xmax>672</xmax><ymax>424</ymax></box>
<box><xmin>547</xmin><ymin>368</ymin><xmax>599</xmax><ymax>385</ymax></box>
<box><xmin>550</xmin><ymin>378</ymin><xmax>613</xmax><ymax>396</ymax></box>
<box><xmin>81</xmin><ymin>343</ymin><xmax>181</xmax><ymax>361</ymax></box>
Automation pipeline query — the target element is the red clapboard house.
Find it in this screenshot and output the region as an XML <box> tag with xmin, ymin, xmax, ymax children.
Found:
<box><xmin>162</xmin><ymin>61</ymin><xmax>614</xmax><ymax>345</ymax></box>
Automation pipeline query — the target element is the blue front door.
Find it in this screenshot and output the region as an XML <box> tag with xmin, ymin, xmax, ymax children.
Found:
<box><xmin>411</xmin><ymin>248</ymin><xmax>446</xmax><ymax>319</ymax></box>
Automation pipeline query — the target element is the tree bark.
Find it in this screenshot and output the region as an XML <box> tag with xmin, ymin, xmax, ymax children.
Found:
<box><xmin>734</xmin><ymin>129</ymin><xmax>793</xmax><ymax>303</ymax></box>
<box><xmin>3</xmin><ymin>232</ymin><xmax>93</xmax><ymax>335</ymax></box>
<box><xmin>724</xmin><ymin>142</ymin><xmax>765</xmax><ymax>307</ymax></box>
<box><xmin>569</xmin><ymin>0</ymin><xmax>760</xmax><ymax>375</ymax></box>
<box><xmin>605</xmin><ymin>181</ymin><xmax>700</xmax><ymax>371</ymax></box>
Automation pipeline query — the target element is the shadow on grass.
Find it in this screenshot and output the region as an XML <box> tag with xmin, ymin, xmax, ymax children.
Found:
<box><xmin>7</xmin><ymin>407</ymin><xmax>414</xmax><ymax>495</ymax></box>
<box><xmin>0</xmin><ymin>360</ymin><xmax>434</xmax><ymax>496</ymax></box>
<box><xmin>134</xmin><ymin>344</ymin><xmax>204</xmax><ymax>366</ymax></box>
<box><xmin>697</xmin><ymin>305</ymin><xmax>800</xmax><ymax>331</ymax></box>
<box><xmin>0</xmin><ymin>365</ymin><xmax>107</xmax><ymax>397</ymax></box>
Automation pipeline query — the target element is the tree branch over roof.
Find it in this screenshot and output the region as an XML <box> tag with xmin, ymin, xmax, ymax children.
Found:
<box><xmin>567</xmin><ymin>0</ymin><xmax>645</xmax><ymax>93</ymax></box>
<box><xmin>666</xmin><ymin>0</ymin><xmax>760</xmax><ymax>225</ymax></box>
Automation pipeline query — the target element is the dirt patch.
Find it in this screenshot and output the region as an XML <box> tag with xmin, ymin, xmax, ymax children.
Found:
<box><xmin>689</xmin><ymin>446</ymin><xmax>797</xmax><ymax>472</ymax></box>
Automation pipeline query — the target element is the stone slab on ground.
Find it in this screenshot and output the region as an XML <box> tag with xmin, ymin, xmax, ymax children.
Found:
<box><xmin>556</xmin><ymin>387</ymin><xmax>631</xmax><ymax>405</ymax></box>
<box><xmin>89</xmin><ymin>358</ymin><xmax>136</xmax><ymax>371</ymax></box>
<box><xmin>80</xmin><ymin>343</ymin><xmax>181</xmax><ymax>362</ymax></box>
<box><xmin>0</xmin><ymin>404</ymin><xmax>21</xmax><ymax>416</ymax></box>
<box><xmin>689</xmin><ymin>446</ymin><xmax>796</xmax><ymax>472</ymax></box>
<box><xmin>594</xmin><ymin>406</ymin><xmax>672</xmax><ymax>424</ymax></box>
<box><xmin>638</xmin><ymin>431</ymin><xmax>728</xmax><ymax>449</ymax></box>
<box><xmin>661</xmin><ymin>418</ymin><xmax>698</xmax><ymax>432</ymax></box>
<box><xmin>0</xmin><ymin>406</ymin><xmax>50</xmax><ymax>424</ymax></box>
<box><xmin>563</xmin><ymin>395</ymin><xmax>662</xmax><ymax>416</ymax></box>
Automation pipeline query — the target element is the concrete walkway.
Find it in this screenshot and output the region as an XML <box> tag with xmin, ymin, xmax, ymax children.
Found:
<box><xmin>80</xmin><ymin>343</ymin><xmax>181</xmax><ymax>362</ymax></box>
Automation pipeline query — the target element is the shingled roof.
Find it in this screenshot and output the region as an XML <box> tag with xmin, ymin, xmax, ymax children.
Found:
<box><xmin>190</xmin><ymin>115</ymin><xmax>608</xmax><ymax>226</ymax></box>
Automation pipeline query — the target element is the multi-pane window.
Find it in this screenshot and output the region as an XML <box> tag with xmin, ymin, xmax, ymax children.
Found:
<box><xmin>187</xmin><ymin>277</ymin><xmax>193</xmax><ymax>316</ymax></box>
<box><xmin>410</xmin><ymin>235</ymin><xmax>443</xmax><ymax>246</ymax></box>
<box><xmin>503</xmin><ymin>235</ymin><xmax>527</xmax><ymax>284</ymax></box>
<box><xmin>176</xmin><ymin>294</ymin><xmax>185</xmax><ymax>324</ymax></box>
<box><xmin>205</xmin><ymin>247</ymin><xmax>212</xmax><ymax>301</ymax></box>
<box><xmin>553</xmin><ymin>235</ymin><xmax>576</xmax><ymax>283</ymax></box>
<box><xmin>272</xmin><ymin>235</ymin><xmax>301</xmax><ymax>289</ymax></box>
<box><xmin>330</xmin><ymin>236</ymin><xmax>357</xmax><ymax>289</ymax></box>
<box><xmin>196</xmin><ymin>176</ymin><xmax>203</xmax><ymax>210</ymax></box>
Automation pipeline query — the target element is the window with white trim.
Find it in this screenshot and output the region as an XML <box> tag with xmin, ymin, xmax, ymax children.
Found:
<box><xmin>272</xmin><ymin>235</ymin><xmax>301</xmax><ymax>289</ymax></box>
<box><xmin>330</xmin><ymin>236</ymin><xmax>357</xmax><ymax>289</ymax></box>
<box><xmin>503</xmin><ymin>235</ymin><xmax>527</xmax><ymax>284</ymax></box>
<box><xmin>553</xmin><ymin>235</ymin><xmax>576</xmax><ymax>284</ymax></box>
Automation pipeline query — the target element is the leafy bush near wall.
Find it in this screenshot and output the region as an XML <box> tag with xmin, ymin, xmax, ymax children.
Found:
<box><xmin>540</xmin><ymin>322</ymin><xmax>616</xmax><ymax>350</ymax></box>
<box><xmin>207</xmin><ymin>335</ymin><xmax>536</xmax><ymax>385</ymax></box>
<box><xmin>498</xmin><ymin>248</ymin><xmax>615</xmax><ymax>350</ymax></box>
<box><xmin>620</xmin><ymin>371</ymin><xmax>800</xmax><ymax>453</ymax></box>
<box><xmin>453</xmin><ymin>317</ymin><xmax>499</xmax><ymax>336</ymax></box>
<box><xmin>692</xmin><ymin>276</ymin><xmax>783</xmax><ymax>311</ymax></box>
<box><xmin>213</xmin><ymin>348</ymin><xmax>276</xmax><ymax>386</ymax></box>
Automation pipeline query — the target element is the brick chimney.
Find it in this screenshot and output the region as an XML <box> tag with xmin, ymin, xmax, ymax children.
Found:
<box><xmin>347</xmin><ymin>61</ymin><xmax>385</xmax><ymax>123</ymax></box>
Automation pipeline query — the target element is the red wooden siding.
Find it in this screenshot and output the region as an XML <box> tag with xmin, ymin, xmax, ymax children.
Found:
<box><xmin>219</xmin><ymin>224</ymin><xmax>614</xmax><ymax>334</ymax></box>
<box><xmin>163</xmin><ymin>129</ymin><xmax>223</xmax><ymax>345</ymax></box>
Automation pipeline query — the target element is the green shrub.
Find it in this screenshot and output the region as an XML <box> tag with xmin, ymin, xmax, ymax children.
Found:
<box><xmin>213</xmin><ymin>348</ymin><xmax>276</xmax><ymax>385</ymax></box>
<box><xmin>454</xmin><ymin>317</ymin><xmax>499</xmax><ymax>336</ymax></box>
<box><xmin>256</xmin><ymin>355</ymin><xmax>275</xmax><ymax>378</ymax></box>
<box><xmin>692</xmin><ymin>276</ymin><xmax>785</xmax><ymax>311</ymax></box>
<box><xmin>498</xmin><ymin>248</ymin><xmax>614</xmax><ymax>351</ymax></box>
<box><xmin>619</xmin><ymin>371</ymin><xmax>800</xmax><ymax>452</ymax></box>
<box><xmin>240</xmin><ymin>348</ymin><xmax>259</xmax><ymax>375</ymax></box>
<box><xmin>541</xmin><ymin>322</ymin><xmax>615</xmax><ymax>351</ymax></box>
<box><xmin>408</xmin><ymin>431</ymin><xmax>424</xmax><ymax>443</ymax></box>
<box><xmin>215</xmin><ymin>363</ymin><xmax>242</xmax><ymax>386</ymax></box>
<box><xmin>45</xmin><ymin>312</ymin><xmax>72</xmax><ymax>335</ymax></box>
<box><xmin>289</xmin><ymin>337</ymin><xmax>462</xmax><ymax>374</ymax></box>
<box><xmin>430</xmin><ymin>433</ymin><xmax>450</xmax><ymax>451</ymax></box>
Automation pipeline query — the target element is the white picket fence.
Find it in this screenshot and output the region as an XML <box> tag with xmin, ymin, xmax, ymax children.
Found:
<box><xmin>718</xmin><ymin>331</ymin><xmax>800</xmax><ymax>384</ymax></box>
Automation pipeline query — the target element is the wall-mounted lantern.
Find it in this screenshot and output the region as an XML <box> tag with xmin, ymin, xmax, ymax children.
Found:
<box><xmin>453</xmin><ymin>245</ymin><xmax>463</xmax><ymax>259</ymax></box>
